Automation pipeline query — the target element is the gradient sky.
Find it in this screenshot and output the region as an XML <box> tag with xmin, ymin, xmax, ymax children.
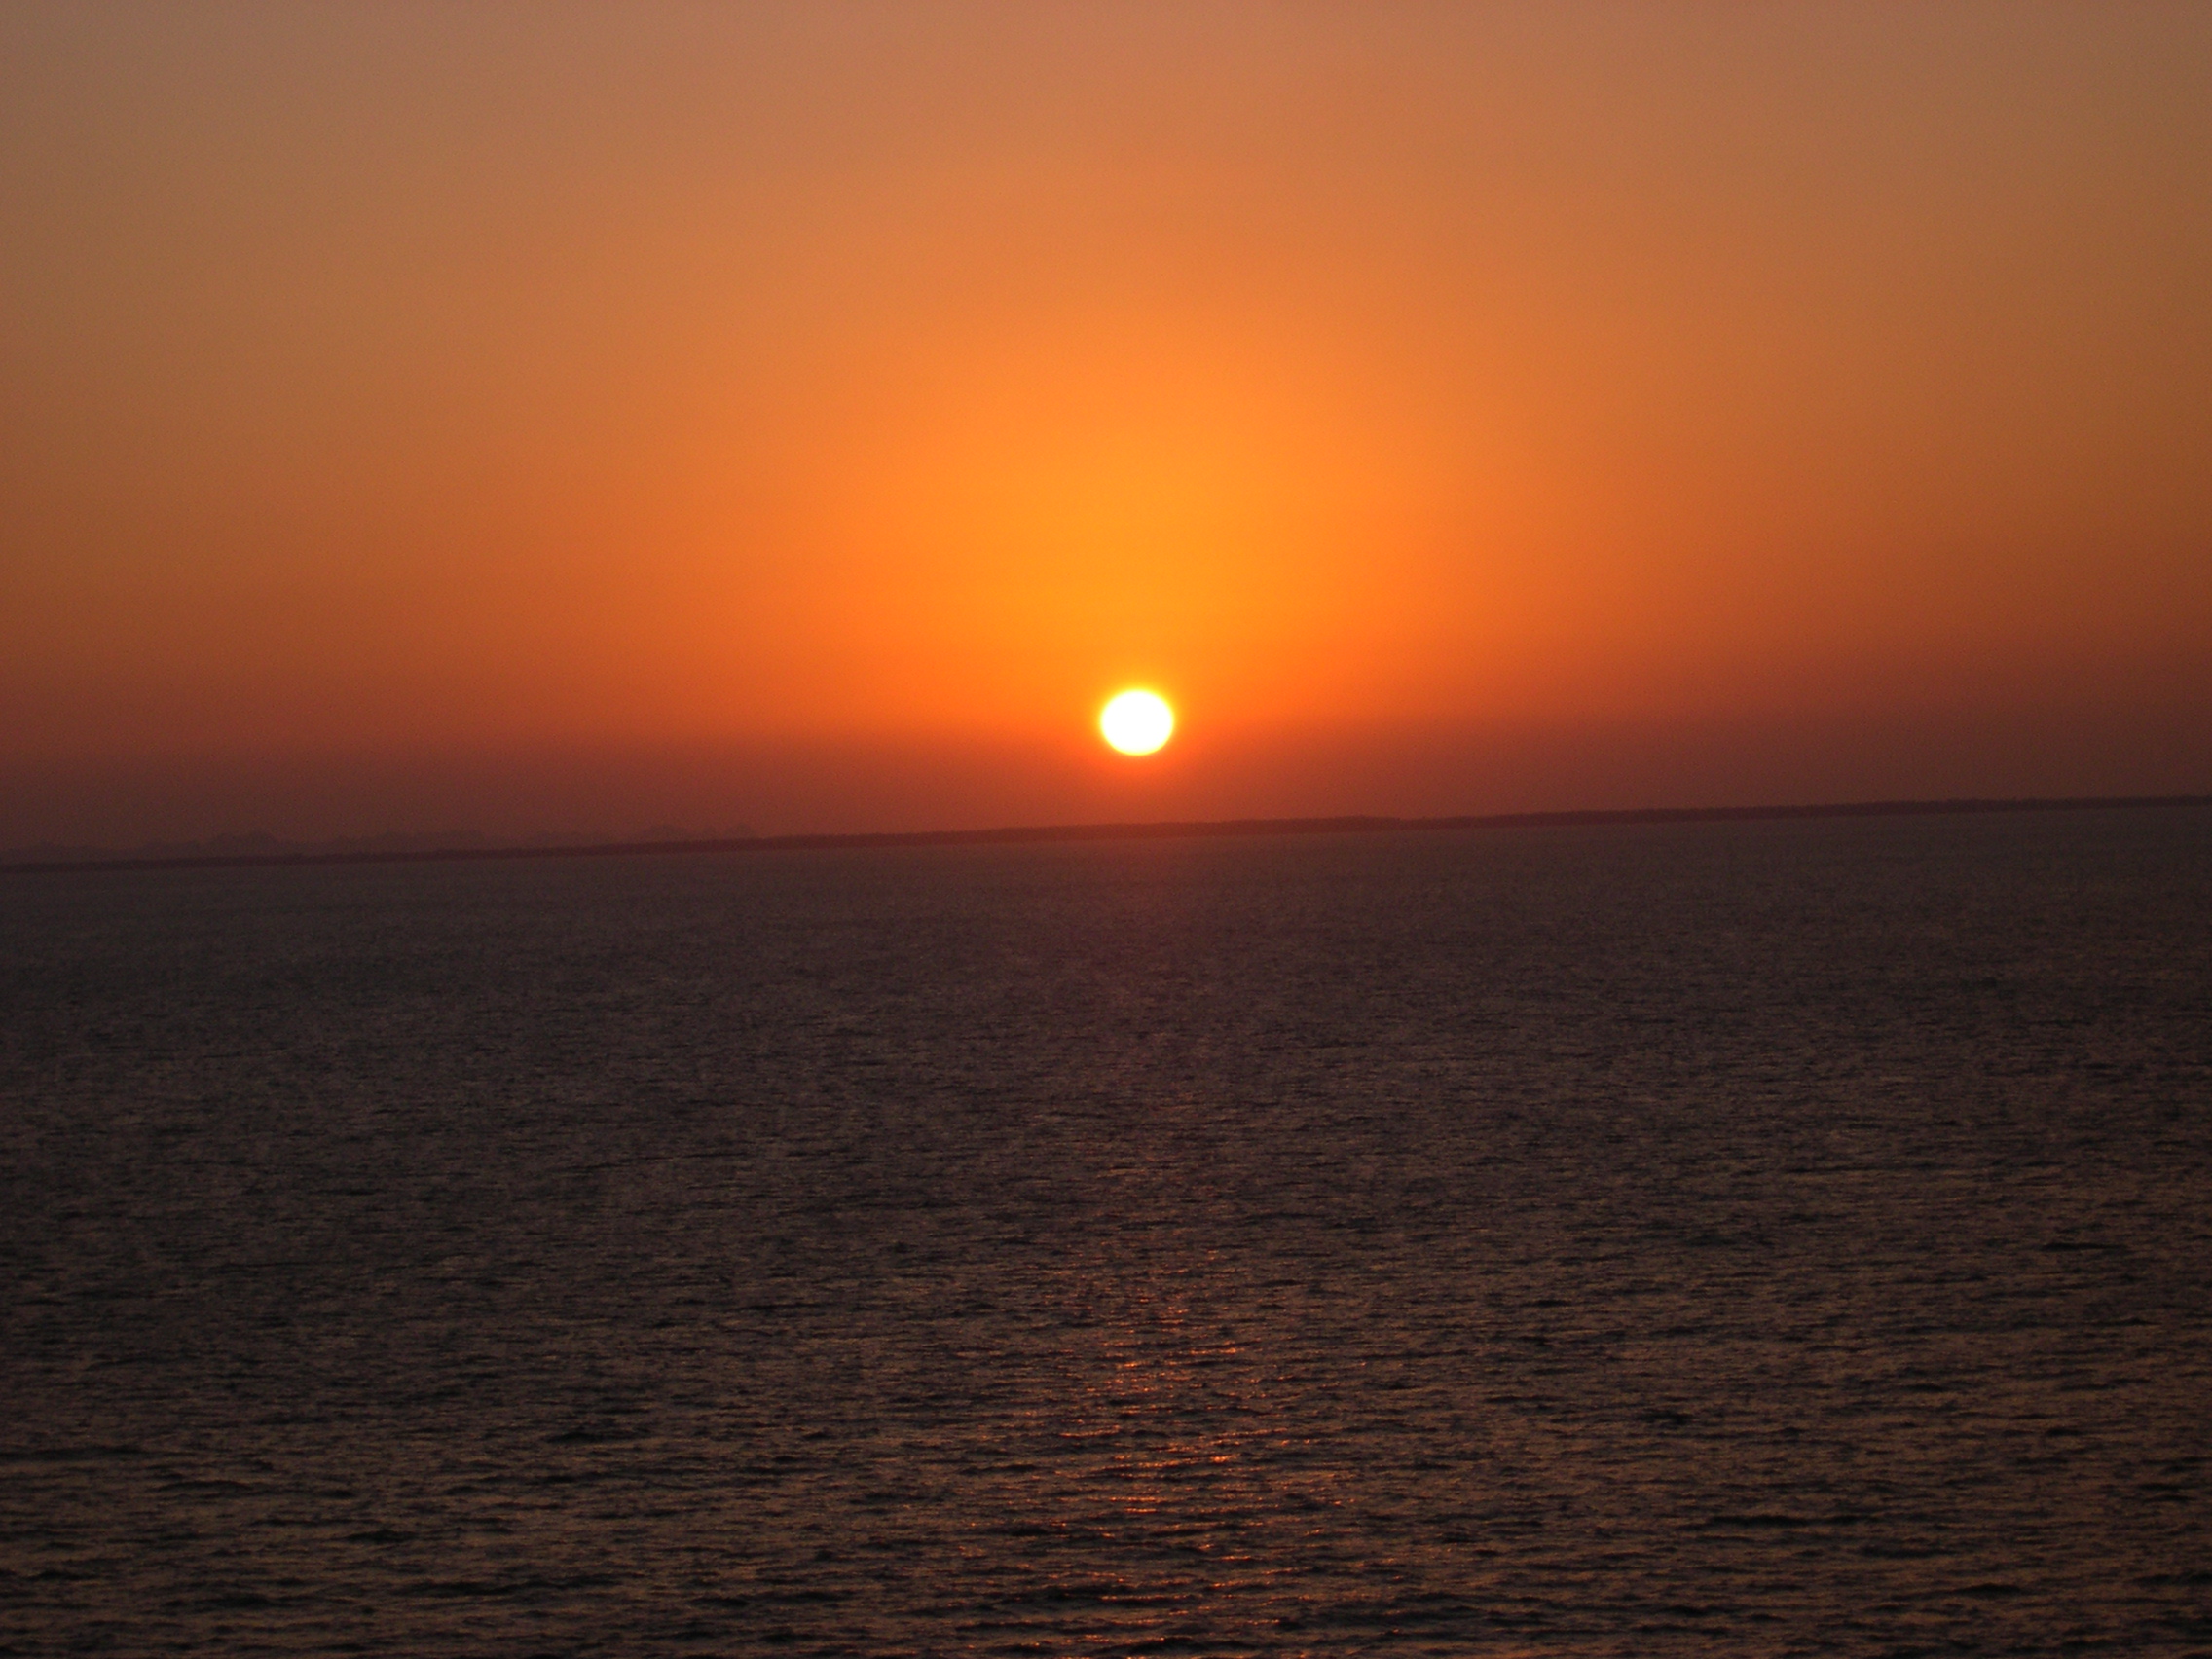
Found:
<box><xmin>4</xmin><ymin>3</ymin><xmax>2208</xmax><ymax>842</ymax></box>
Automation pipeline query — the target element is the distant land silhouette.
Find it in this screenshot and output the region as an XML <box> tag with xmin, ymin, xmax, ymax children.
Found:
<box><xmin>3</xmin><ymin>796</ymin><xmax>2205</xmax><ymax>876</ymax></box>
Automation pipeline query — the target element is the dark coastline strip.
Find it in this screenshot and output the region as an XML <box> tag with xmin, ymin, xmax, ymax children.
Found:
<box><xmin>5</xmin><ymin>793</ymin><xmax>2206</xmax><ymax>877</ymax></box>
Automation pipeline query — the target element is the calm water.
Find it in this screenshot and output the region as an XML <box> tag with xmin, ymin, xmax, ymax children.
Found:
<box><xmin>3</xmin><ymin>809</ymin><xmax>2208</xmax><ymax>1656</ymax></box>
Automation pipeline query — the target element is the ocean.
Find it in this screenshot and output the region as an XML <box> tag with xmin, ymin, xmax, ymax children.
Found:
<box><xmin>3</xmin><ymin>806</ymin><xmax>2208</xmax><ymax>1655</ymax></box>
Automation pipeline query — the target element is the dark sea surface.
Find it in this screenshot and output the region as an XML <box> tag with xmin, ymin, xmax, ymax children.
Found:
<box><xmin>3</xmin><ymin>807</ymin><xmax>2208</xmax><ymax>1656</ymax></box>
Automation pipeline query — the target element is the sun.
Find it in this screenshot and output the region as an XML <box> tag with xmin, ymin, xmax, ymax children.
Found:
<box><xmin>1100</xmin><ymin>689</ymin><xmax>1175</xmax><ymax>756</ymax></box>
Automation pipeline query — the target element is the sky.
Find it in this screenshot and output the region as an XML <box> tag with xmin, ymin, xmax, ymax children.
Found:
<box><xmin>4</xmin><ymin>2</ymin><xmax>2208</xmax><ymax>843</ymax></box>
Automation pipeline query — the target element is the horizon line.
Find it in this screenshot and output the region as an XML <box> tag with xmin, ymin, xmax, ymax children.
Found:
<box><xmin>5</xmin><ymin>792</ymin><xmax>2208</xmax><ymax>878</ymax></box>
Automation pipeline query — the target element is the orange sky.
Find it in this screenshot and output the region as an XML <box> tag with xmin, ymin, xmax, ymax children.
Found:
<box><xmin>4</xmin><ymin>3</ymin><xmax>2208</xmax><ymax>842</ymax></box>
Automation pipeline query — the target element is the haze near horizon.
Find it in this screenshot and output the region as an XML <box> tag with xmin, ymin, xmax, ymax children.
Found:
<box><xmin>5</xmin><ymin>3</ymin><xmax>2208</xmax><ymax>845</ymax></box>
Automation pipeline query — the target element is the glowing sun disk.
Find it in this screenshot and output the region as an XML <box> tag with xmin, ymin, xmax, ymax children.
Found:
<box><xmin>1100</xmin><ymin>690</ymin><xmax>1175</xmax><ymax>756</ymax></box>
